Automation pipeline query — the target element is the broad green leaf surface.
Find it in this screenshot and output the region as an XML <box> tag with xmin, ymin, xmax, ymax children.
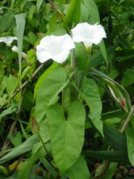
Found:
<box><xmin>65</xmin><ymin>156</ymin><xmax>90</xmax><ymax>179</ymax></box>
<box><xmin>46</xmin><ymin>101</ymin><xmax>86</xmax><ymax>172</ymax></box>
<box><xmin>64</xmin><ymin>0</ymin><xmax>81</xmax><ymax>27</ymax></box>
<box><xmin>34</xmin><ymin>63</ymin><xmax>58</xmax><ymax>98</ymax></box>
<box><xmin>82</xmin><ymin>78</ymin><xmax>103</xmax><ymax>136</ymax></box>
<box><xmin>34</xmin><ymin>65</ymin><xmax>68</xmax><ymax>122</ymax></box>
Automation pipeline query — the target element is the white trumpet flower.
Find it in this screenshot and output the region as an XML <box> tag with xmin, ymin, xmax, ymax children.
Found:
<box><xmin>0</xmin><ymin>36</ymin><xmax>17</xmax><ymax>46</ymax></box>
<box><xmin>12</xmin><ymin>45</ymin><xmax>27</xmax><ymax>58</ymax></box>
<box><xmin>71</xmin><ymin>22</ymin><xmax>106</xmax><ymax>48</ymax></box>
<box><xmin>36</xmin><ymin>34</ymin><xmax>75</xmax><ymax>64</ymax></box>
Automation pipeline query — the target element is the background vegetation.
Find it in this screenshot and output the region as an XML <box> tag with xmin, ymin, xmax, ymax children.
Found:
<box><xmin>0</xmin><ymin>0</ymin><xmax>134</xmax><ymax>178</ymax></box>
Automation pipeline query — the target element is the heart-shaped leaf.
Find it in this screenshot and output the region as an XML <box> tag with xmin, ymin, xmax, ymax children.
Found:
<box><xmin>46</xmin><ymin>101</ymin><xmax>86</xmax><ymax>172</ymax></box>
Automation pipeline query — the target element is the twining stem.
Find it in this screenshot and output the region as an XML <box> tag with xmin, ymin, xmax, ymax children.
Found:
<box><xmin>120</xmin><ymin>105</ymin><xmax>134</xmax><ymax>133</ymax></box>
<box><xmin>48</xmin><ymin>0</ymin><xmax>64</xmax><ymax>21</ymax></box>
<box><xmin>85</xmin><ymin>46</ymin><xmax>92</xmax><ymax>75</ymax></box>
<box><xmin>70</xmin><ymin>50</ymin><xmax>76</xmax><ymax>70</ymax></box>
<box><xmin>37</xmin><ymin>132</ymin><xmax>49</xmax><ymax>154</ymax></box>
<box><xmin>78</xmin><ymin>46</ymin><xmax>91</xmax><ymax>89</ymax></box>
<box><xmin>11</xmin><ymin>63</ymin><xmax>44</xmax><ymax>98</ymax></box>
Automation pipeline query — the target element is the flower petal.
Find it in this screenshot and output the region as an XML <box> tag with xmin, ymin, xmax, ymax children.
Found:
<box><xmin>36</xmin><ymin>46</ymin><xmax>52</xmax><ymax>63</ymax></box>
<box><xmin>36</xmin><ymin>34</ymin><xmax>74</xmax><ymax>63</ymax></box>
<box><xmin>12</xmin><ymin>45</ymin><xmax>27</xmax><ymax>58</ymax></box>
<box><xmin>91</xmin><ymin>24</ymin><xmax>106</xmax><ymax>45</ymax></box>
<box><xmin>71</xmin><ymin>22</ymin><xmax>106</xmax><ymax>48</ymax></box>
<box><xmin>0</xmin><ymin>36</ymin><xmax>17</xmax><ymax>46</ymax></box>
<box><xmin>52</xmin><ymin>49</ymin><xmax>70</xmax><ymax>63</ymax></box>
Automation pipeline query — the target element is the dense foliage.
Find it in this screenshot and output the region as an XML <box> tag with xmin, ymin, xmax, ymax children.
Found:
<box><xmin>0</xmin><ymin>0</ymin><xmax>134</xmax><ymax>178</ymax></box>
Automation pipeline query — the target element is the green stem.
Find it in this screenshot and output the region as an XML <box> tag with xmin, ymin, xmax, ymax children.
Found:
<box><xmin>71</xmin><ymin>50</ymin><xmax>76</xmax><ymax>70</ymax></box>
<box><xmin>78</xmin><ymin>47</ymin><xmax>91</xmax><ymax>89</ymax></box>
<box><xmin>38</xmin><ymin>132</ymin><xmax>49</xmax><ymax>154</ymax></box>
<box><xmin>120</xmin><ymin>105</ymin><xmax>134</xmax><ymax>133</ymax></box>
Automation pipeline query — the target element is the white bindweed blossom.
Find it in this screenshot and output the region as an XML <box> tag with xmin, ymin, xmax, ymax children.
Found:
<box><xmin>0</xmin><ymin>36</ymin><xmax>17</xmax><ymax>46</ymax></box>
<box><xmin>71</xmin><ymin>22</ymin><xmax>106</xmax><ymax>48</ymax></box>
<box><xmin>12</xmin><ymin>45</ymin><xmax>27</xmax><ymax>58</ymax></box>
<box><xmin>36</xmin><ymin>34</ymin><xmax>75</xmax><ymax>63</ymax></box>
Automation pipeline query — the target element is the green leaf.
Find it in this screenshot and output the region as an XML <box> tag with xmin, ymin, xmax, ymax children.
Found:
<box><xmin>102</xmin><ymin>163</ymin><xmax>117</xmax><ymax>179</ymax></box>
<box><xmin>34</xmin><ymin>63</ymin><xmax>58</xmax><ymax>98</ymax></box>
<box><xmin>104</xmin><ymin>124</ymin><xmax>127</xmax><ymax>151</ymax></box>
<box><xmin>8</xmin><ymin>132</ymin><xmax>22</xmax><ymax>147</ymax></box>
<box><xmin>0</xmin><ymin>135</ymin><xmax>38</xmax><ymax>164</ymax></box>
<box><xmin>0</xmin><ymin>165</ymin><xmax>8</xmax><ymax>176</ymax></box>
<box><xmin>15</xmin><ymin>13</ymin><xmax>26</xmax><ymax>57</ymax></box>
<box><xmin>82</xmin><ymin>78</ymin><xmax>103</xmax><ymax>136</ymax></box>
<box><xmin>15</xmin><ymin>13</ymin><xmax>26</xmax><ymax>78</ymax></box>
<box><xmin>6</xmin><ymin>75</ymin><xmax>18</xmax><ymax>95</ymax></box>
<box><xmin>0</xmin><ymin>105</ymin><xmax>16</xmax><ymax>122</ymax></box>
<box><xmin>86</xmin><ymin>150</ymin><xmax>129</xmax><ymax>163</ymax></box>
<box><xmin>126</xmin><ymin>121</ymin><xmax>134</xmax><ymax>166</ymax></box>
<box><xmin>64</xmin><ymin>0</ymin><xmax>81</xmax><ymax>27</ymax></box>
<box><xmin>104</xmin><ymin>117</ymin><xmax>122</xmax><ymax>125</ymax></box>
<box><xmin>46</xmin><ymin>101</ymin><xmax>86</xmax><ymax>172</ymax></box>
<box><xmin>17</xmin><ymin>144</ymin><xmax>44</xmax><ymax>179</ymax></box>
<box><xmin>41</xmin><ymin>158</ymin><xmax>57</xmax><ymax>178</ymax></box>
<box><xmin>81</xmin><ymin>0</ymin><xmax>100</xmax><ymax>23</ymax></box>
<box><xmin>99</xmin><ymin>41</ymin><xmax>108</xmax><ymax>66</ymax></box>
<box><xmin>75</xmin><ymin>43</ymin><xmax>89</xmax><ymax>71</ymax></box>
<box><xmin>34</xmin><ymin>65</ymin><xmax>68</xmax><ymax>122</ymax></box>
<box><xmin>65</xmin><ymin>156</ymin><xmax>90</xmax><ymax>179</ymax></box>
<box><xmin>0</xmin><ymin>11</ymin><xmax>14</xmax><ymax>33</ymax></box>
<box><xmin>36</xmin><ymin>0</ymin><xmax>43</xmax><ymax>12</ymax></box>
<box><xmin>121</xmin><ymin>68</ymin><xmax>134</xmax><ymax>87</ymax></box>
<box><xmin>28</xmin><ymin>5</ymin><xmax>36</xmax><ymax>21</ymax></box>
<box><xmin>90</xmin><ymin>68</ymin><xmax>132</xmax><ymax>111</ymax></box>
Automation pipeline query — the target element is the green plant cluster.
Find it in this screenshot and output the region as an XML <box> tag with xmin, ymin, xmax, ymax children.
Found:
<box><xmin>0</xmin><ymin>0</ymin><xmax>134</xmax><ymax>178</ymax></box>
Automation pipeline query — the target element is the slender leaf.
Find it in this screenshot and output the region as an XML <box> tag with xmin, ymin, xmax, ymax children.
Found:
<box><xmin>0</xmin><ymin>135</ymin><xmax>38</xmax><ymax>164</ymax></box>
<box><xmin>86</xmin><ymin>150</ymin><xmax>129</xmax><ymax>163</ymax></box>
<box><xmin>15</xmin><ymin>13</ymin><xmax>26</xmax><ymax>79</ymax></box>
